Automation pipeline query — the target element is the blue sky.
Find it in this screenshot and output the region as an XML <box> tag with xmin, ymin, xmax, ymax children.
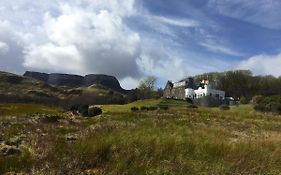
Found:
<box><xmin>0</xmin><ymin>0</ymin><xmax>281</xmax><ymax>89</ymax></box>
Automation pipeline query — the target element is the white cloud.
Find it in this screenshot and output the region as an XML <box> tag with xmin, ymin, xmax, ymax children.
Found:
<box><xmin>24</xmin><ymin>44</ymin><xmax>83</xmax><ymax>73</ymax></box>
<box><xmin>120</xmin><ymin>77</ymin><xmax>140</xmax><ymax>90</ymax></box>
<box><xmin>200</xmin><ymin>42</ymin><xmax>244</xmax><ymax>56</ymax></box>
<box><xmin>0</xmin><ymin>41</ymin><xmax>9</xmax><ymax>55</ymax></box>
<box><xmin>208</xmin><ymin>0</ymin><xmax>281</xmax><ymax>29</ymax></box>
<box><xmin>0</xmin><ymin>20</ymin><xmax>25</xmax><ymax>73</ymax></box>
<box><xmin>237</xmin><ymin>53</ymin><xmax>281</xmax><ymax>76</ymax></box>
<box><xmin>152</xmin><ymin>16</ymin><xmax>199</xmax><ymax>28</ymax></box>
<box><xmin>137</xmin><ymin>54</ymin><xmax>187</xmax><ymax>81</ymax></box>
<box><xmin>23</xmin><ymin>2</ymin><xmax>141</xmax><ymax>79</ymax></box>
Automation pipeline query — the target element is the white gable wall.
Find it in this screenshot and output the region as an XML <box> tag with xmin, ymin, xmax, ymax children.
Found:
<box><xmin>185</xmin><ymin>85</ymin><xmax>225</xmax><ymax>100</ymax></box>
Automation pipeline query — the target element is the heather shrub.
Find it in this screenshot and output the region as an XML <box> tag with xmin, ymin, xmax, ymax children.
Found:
<box><xmin>140</xmin><ymin>106</ymin><xmax>148</xmax><ymax>111</ymax></box>
<box><xmin>187</xmin><ymin>104</ymin><xmax>198</xmax><ymax>109</ymax></box>
<box><xmin>219</xmin><ymin>104</ymin><xmax>230</xmax><ymax>111</ymax></box>
<box><xmin>131</xmin><ymin>107</ymin><xmax>139</xmax><ymax>112</ymax></box>
<box><xmin>159</xmin><ymin>106</ymin><xmax>169</xmax><ymax>110</ymax></box>
<box><xmin>88</xmin><ymin>107</ymin><xmax>103</xmax><ymax>117</ymax></box>
<box><xmin>148</xmin><ymin>106</ymin><xmax>158</xmax><ymax>111</ymax></box>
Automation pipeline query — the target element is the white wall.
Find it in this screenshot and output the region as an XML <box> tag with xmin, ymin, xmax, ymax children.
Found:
<box><xmin>185</xmin><ymin>85</ymin><xmax>225</xmax><ymax>99</ymax></box>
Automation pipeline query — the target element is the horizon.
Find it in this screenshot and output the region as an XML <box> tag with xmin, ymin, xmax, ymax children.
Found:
<box><xmin>1</xmin><ymin>0</ymin><xmax>281</xmax><ymax>89</ymax></box>
<box><xmin>8</xmin><ymin>68</ymin><xmax>279</xmax><ymax>91</ymax></box>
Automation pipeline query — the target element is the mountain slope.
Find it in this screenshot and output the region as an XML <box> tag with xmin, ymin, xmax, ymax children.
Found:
<box><xmin>24</xmin><ymin>71</ymin><xmax>126</xmax><ymax>93</ymax></box>
<box><xmin>0</xmin><ymin>71</ymin><xmax>127</xmax><ymax>105</ymax></box>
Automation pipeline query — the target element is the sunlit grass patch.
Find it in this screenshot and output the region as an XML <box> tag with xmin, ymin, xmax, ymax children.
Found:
<box><xmin>0</xmin><ymin>103</ymin><xmax>62</xmax><ymax>117</ymax></box>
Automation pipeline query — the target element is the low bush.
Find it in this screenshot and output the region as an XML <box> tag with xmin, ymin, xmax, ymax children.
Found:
<box><xmin>186</xmin><ymin>98</ymin><xmax>193</xmax><ymax>104</ymax></box>
<box><xmin>148</xmin><ymin>106</ymin><xmax>158</xmax><ymax>111</ymax></box>
<box><xmin>254</xmin><ymin>104</ymin><xmax>267</xmax><ymax>112</ymax></box>
<box><xmin>42</xmin><ymin>115</ymin><xmax>61</xmax><ymax>122</ymax></box>
<box><xmin>140</xmin><ymin>106</ymin><xmax>148</xmax><ymax>111</ymax></box>
<box><xmin>240</xmin><ymin>96</ymin><xmax>248</xmax><ymax>104</ymax></box>
<box><xmin>159</xmin><ymin>106</ymin><xmax>169</xmax><ymax>110</ymax></box>
<box><xmin>88</xmin><ymin>107</ymin><xmax>103</xmax><ymax>117</ymax></box>
<box><xmin>219</xmin><ymin>104</ymin><xmax>230</xmax><ymax>111</ymax></box>
<box><xmin>139</xmin><ymin>106</ymin><xmax>159</xmax><ymax>111</ymax></box>
<box><xmin>78</xmin><ymin>105</ymin><xmax>89</xmax><ymax>117</ymax></box>
<box><xmin>253</xmin><ymin>95</ymin><xmax>281</xmax><ymax>114</ymax></box>
<box><xmin>252</xmin><ymin>95</ymin><xmax>265</xmax><ymax>104</ymax></box>
<box><xmin>131</xmin><ymin>107</ymin><xmax>139</xmax><ymax>112</ymax></box>
<box><xmin>187</xmin><ymin>104</ymin><xmax>198</xmax><ymax>109</ymax></box>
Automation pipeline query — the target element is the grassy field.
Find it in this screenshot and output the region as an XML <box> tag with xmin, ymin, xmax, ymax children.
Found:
<box><xmin>1</xmin><ymin>99</ymin><xmax>281</xmax><ymax>174</ymax></box>
<box><xmin>0</xmin><ymin>103</ymin><xmax>62</xmax><ymax>117</ymax></box>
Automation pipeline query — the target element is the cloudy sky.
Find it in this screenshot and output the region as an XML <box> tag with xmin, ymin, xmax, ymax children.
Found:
<box><xmin>1</xmin><ymin>0</ymin><xmax>281</xmax><ymax>89</ymax></box>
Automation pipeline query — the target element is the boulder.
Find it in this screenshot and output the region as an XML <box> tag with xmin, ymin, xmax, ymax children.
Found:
<box><xmin>5</xmin><ymin>136</ymin><xmax>22</xmax><ymax>147</ymax></box>
<box><xmin>0</xmin><ymin>144</ymin><xmax>21</xmax><ymax>156</ymax></box>
<box><xmin>88</xmin><ymin>106</ymin><xmax>103</xmax><ymax>117</ymax></box>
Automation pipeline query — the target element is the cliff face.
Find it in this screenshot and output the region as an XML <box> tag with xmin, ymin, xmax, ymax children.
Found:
<box><xmin>48</xmin><ymin>73</ymin><xmax>84</xmax><ymax>87</ymax></box>
<box><xmin>23</xmin><ymin>71</ymin><xmax>125</xmax><ymax>92</ymax></box>
<box><xmin>84</xmin><ymin>74</ymin><xmax>123</xmax><ymax>91</ymax></box>
<box><xmin>23</xmin><ymin>71</ymin><xmax>49</xmax><ymax>82</ymax></box>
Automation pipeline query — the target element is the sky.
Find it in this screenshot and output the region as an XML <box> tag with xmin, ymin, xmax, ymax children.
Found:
<box><xmin>1</xmin><ymin>0</ymin><xmax>281</xmax><ymax>89</ymax></box>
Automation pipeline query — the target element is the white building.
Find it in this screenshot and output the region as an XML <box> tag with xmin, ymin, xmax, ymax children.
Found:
<box><xmin>185</xmin><ymin>81</ymin><xmax>225</xmax><ymax>100</ymax></box>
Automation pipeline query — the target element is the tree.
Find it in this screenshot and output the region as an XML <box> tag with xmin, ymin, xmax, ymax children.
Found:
<box><xmin>138</xmin><ymin>76</ymin><xmax>157</xmax><ymax>99</ymax></box>
<box><xmin>138</xmin><ymin>76</ymin><xmax>157</xmax><ymax>91</ymax></box>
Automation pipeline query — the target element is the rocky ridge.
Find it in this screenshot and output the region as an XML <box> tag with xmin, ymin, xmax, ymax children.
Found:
<box><xmin>24</xmin><ymin>71</ymin><xmax>125</xmax><ymax>92</ymax></box>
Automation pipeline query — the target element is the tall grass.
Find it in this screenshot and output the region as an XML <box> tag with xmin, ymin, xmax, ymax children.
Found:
<box><xmin>1</xmin><ymin>100</ymin><xmax>281</xmax><ymax>174</ymax></box>
<box><xmin>0</xmin><ymin>103</ymin><xmax>62</xmax><ymax>117</ymax></box>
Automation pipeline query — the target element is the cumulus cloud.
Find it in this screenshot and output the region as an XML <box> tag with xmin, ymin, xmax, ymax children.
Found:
<box><xmin>237</xmin><ymin>53</ymin><xmax>281</xmax><ymax>77</ymax></box>
<box><xmin>0</xmin><ymin>20</ymin><xmax>25</xmax><ymax>73</ymax></box>
<box><xmin>24</xmin><ymin>4</ymin><xmax>141</xmax><ymax>79</ymax></box>
<box><xmin>0</xmin><ymin>41</ymin><xmax>9</xmax><ymax>55</ymax></box>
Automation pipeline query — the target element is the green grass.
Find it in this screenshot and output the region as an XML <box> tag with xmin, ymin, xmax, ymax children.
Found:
<box><xmin>0</xmin><ymin>148</ymin><xmax>33</xmax><ymax>174</ymax></box>
<box><xmin>2</xmin><ymin>99</ymin><xmax>281</xmax><ymax>174</ymax></box>
<box><xmin>61</xmin><ymin>104</ymin><xmax>281</xmax><ymax>174</ymax></box>
<box><xmin>101</xmin><ymin>99</ymin><xmax>191</xmax><ymax>113</ymax></box>
<box><xmin>0</xmin><ymin>103</ymin><xmax>62</xmax><ymax>117</ymax></box>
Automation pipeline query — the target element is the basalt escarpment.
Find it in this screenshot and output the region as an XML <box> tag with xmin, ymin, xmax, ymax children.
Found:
<box><xmin>23</xmin><ymin>71</ymin><xmax>125</xmax><ymax>92</ymax></box>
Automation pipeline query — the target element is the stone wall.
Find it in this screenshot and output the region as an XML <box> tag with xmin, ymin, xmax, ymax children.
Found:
<box><xmin>163</xmin><ymin>81</ymin><xmax>186</xmax><ymax>100</ymax></box>
<box><xmin>163</xmin><ymin>81</ymin><xmax>173</xmax><ymax>98</ymax></box>
<box><xmin>171</xmin><ymin>87</ymin><xmax>186</xmax><ymax>100</ymax></box>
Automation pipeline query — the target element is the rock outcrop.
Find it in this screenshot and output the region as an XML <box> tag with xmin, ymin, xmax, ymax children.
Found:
<box><xmin>23</xmin><ymin>71</ymin><xmax>49</xmax><ymax>82</ymax></box>
<box><xmin>48</xmin><ymin>73</ymin><xmax>84</xmax><ymax>87</ymax></box>
<box><xmin>23</xmin><ymin>71</ymin><xmax>125</xmax><ymax>92</ymax></box>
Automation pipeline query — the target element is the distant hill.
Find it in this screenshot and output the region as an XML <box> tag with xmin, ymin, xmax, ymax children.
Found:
<box><xmin>0</xmin><ymin>71</ymin><xmax>128</xmax><ymax>105</ymax></box>
<box><xmin>0</xmin><ymin>71</ymin><xmax>68</xmax><ymax>104</ymax></box>
<box><xmin>23</xmin><ymin>71</ymin><xmax>126</xmax><ymax>93</ymax></box>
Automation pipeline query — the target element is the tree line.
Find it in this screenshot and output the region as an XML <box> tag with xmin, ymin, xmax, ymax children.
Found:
<box><xmin>194</xmin><ymin>70</ymin><xmax>281</xmax><ymax>99</ymax></box>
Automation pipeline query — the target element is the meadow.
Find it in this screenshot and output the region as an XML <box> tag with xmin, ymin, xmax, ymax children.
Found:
<box><xmin>1</xmin><ymin>99</ymin><xmax>281</xmax><ymax>174</ymax></box>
